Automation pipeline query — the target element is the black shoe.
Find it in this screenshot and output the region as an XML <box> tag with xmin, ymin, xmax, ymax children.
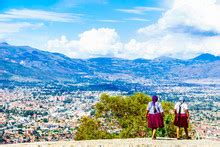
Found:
<box><xmin>186</xmin><ymin>136</ymin><xmax>191</xmax><ymax>140</ymax></box>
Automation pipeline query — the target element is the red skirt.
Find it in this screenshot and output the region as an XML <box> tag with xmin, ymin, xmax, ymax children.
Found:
<box><xmin>147</xmin><ymin>113</ymin><xmax>164</xmax><ymax>129</ymax></box>
<box><xmin>174</xmin><ymin>114</ymin><xmax>188</xmax><ymax>128</ymax></box>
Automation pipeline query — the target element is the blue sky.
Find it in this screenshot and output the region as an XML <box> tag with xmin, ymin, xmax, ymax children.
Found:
<box><xmin>0</xmin><ymin>0</ymin><xmax>164</xmax><ymax>42</ymax></box>
<box><xmin>1</xmin><ymin>0</ymin><xmax>220</xmax><ymax>59</ymax></box>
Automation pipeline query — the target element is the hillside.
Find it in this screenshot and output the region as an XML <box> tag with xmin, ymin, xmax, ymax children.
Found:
<box><xmin>1</xmin><ymin>42</ymin><xmax>220</xmax><ymax>87</ymax></box>
<box><xmin>0</xmin><ymin>43</ymin><xmax>220</xmax><ymax>93</ymax></box>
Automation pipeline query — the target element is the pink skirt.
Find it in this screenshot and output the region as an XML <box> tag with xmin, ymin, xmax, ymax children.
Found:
<box><xmin>174</xmin><ymin>114</ymin><xmax>188</xmax><ymax>128</ymax></box>
<box><xmin>148</xmin><ymin>113</ymin><xmax>164</xmax><ymax>129</ymax></box>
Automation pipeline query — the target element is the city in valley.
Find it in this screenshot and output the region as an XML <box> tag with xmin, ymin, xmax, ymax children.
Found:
<box><xmin>0</xmin><ymin>79</ymin><xmax>219</xmax><ymax>143</ymax></box>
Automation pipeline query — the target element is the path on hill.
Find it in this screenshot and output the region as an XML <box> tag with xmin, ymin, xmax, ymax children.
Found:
<box><xmin>1</xmin><ymin>138</ymin><xmax>220</xmax><ymax>147</ymax></box>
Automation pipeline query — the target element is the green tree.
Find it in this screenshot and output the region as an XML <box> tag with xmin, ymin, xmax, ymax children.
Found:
<box><xmin>74</xmin><ymin>116</ymin><xmax>112</xmax><ymax>140</ymax></box>
<box><xmin>75</xmin><ymin>93</ymin><xmax>176</xmax><ymax>140</ymax></box>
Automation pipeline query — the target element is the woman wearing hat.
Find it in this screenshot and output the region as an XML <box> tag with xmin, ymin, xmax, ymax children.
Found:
<box><xmin>146</xmin><ymin>95</ymin><xmax>164</xmax><ymax>139</ymax></box>
<box><xmin>174</xmin><ymin>97</ymin><xmax>190</xmax><ymax>139</ymax></box>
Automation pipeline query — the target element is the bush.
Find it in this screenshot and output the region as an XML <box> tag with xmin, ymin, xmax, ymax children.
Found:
<box><xmin>74</xmin><ymin>116</ymin><xmax>112</xmax><ymax>140</ymax></box>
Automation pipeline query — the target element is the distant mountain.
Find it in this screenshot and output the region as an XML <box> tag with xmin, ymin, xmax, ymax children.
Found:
<box><xmin>132</xmin><ymin>58</ymin><xmax>150</xmax><ymax>63</ymax></box>
<box><xmin>1</xmin><ymin>42</ymin><xmax>220</xmax><ymax>86</ymax></box>
<box><xmin>0</xmin><ymin>43</ymin><xmax>93</xmax><ymax>81</ymax></box>
<box><xmin>152</xmin><ymin>56</ymin><xmax>180</xmax><ymax>62</ymax></box>
<box><xmin>0</xmin><ymin>42</ymin><xmax>9</xmax><ymax>46</ymax></box>
<box><xmin>192</xmin><ymin>53</ymin><xmax>220</xmax><ymax>61</ymax></box>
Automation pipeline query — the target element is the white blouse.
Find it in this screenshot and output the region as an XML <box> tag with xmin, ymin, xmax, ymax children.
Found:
<box><xmin>147</xmin><ymin>102</ymin><xmax>164</xmax><ymax>114</ymax></box>
<box><xmin>174</xmin><ymin>102</ymin><xmax>188</xmax><ymax>114</ymax></box>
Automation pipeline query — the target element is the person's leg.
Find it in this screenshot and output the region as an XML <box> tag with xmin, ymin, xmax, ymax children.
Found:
<box><xmin>184</xmin><ymin>127</ymin><xmax>190</xmax><ymax>139</ymax></box>
<box><xmin>152</xmin><ymin>129</ymin><xmax>157</xmax><ymax>139</ymax></box>
<box><xmin>176</xmin><ymin>127</ymin><xmax>180</xmax><ymax>139</ymax></box>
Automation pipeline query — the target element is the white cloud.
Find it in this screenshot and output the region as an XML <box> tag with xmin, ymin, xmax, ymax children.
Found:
<box><xmin>47</xmin><ymin>28</ymin><xmax>123</xmax><ymax>58</ymax></box>
<box><xmin>124</xmin><ymin>34</ymin><xmax>220</xmax><ymax>59</ymax></box>
<box><xmin>126</xmin><ymin>18</ymin><xmax>149</xmax><ymax>22</ymax></box>
<box><xmin>116</xmin><ymin>6</ymin><xmax>165</xmax><ymax>15</ymax></box>
<box><xmin>46</xmin><ymin>29</ymin><xmax>220</xmax><ymax>60</ymax></box>
<box><xmin>55</xmin><ymin>0</ymin><xmax>107</xmax><ymax>8</ymax></box>
<box><xmin>139</xmin><ymin>0</ymin><xmax>220</xmax><ymax>34</ymax></box>
<box><xmin>136</xmin><ymin>0</ymin><xmax>220</xmax><ymax>59</ymax></box>
<box><xmin>0</xmin><ymin>22</ymin><xmax>44</xmax><ymax>41</ymax></box>
<box><xmin>97</xmin><ymin>19</ymin><xmax>124</xmax><ymax>23</ymax></box>
<box><xmin>0</xmin><ymin>22</ymin><xmax>44</xmax><ymax>34</ymax></box>
<box><xmin>0</xmin><ymin>9</ymin><xmax>81</xmax><ymax>22</ymax></box>
<box><xmin>47</xmin><ymin>0</ymin><xmax>220</xmax><ymax>59</ymax></box>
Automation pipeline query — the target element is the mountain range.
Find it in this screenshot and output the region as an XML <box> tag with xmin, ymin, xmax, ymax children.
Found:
<box><xmin>1</xmin><ymin>42</ymin><xmax>220</xmax><ymax>87</ymax></box>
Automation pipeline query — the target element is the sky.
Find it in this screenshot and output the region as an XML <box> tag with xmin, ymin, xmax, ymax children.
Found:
<box><xmin>0</xmin><ymin>0</ymin><xmax>220</xmax><ymax>59</ymax></box>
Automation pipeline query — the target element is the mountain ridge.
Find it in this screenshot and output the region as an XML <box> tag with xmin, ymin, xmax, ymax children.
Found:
<box><xmin>192</xmin><ymin>53</ymin><xmax>220</xmax><ymax>61</ymax></box>
<box><xmin>1</xmin><ymin>42</ymin><xmax>220</xmax><ymax>61</ymax></box>
<box><xmin>1</xmin><ymin>42</ymin><xmax>220</xmax><ymax>84</ymax></box>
